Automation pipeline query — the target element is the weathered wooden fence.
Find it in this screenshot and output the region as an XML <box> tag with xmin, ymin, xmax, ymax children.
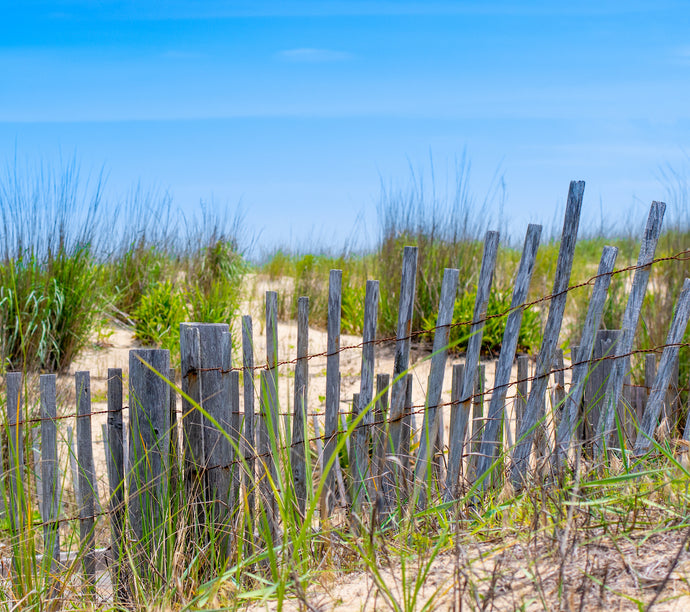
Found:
<box><xmin>1</xmin><ymin>180</ymin><xmax>690</xmax><ymax>604</ymax></box>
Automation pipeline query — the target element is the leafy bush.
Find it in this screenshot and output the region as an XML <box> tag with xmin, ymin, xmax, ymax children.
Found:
<box><xmin>133</xmin><ymin>280</ymin><xmax>187</xmax><ymax>353</ymax></box>
<box><xmin>421</xmin><ymin>290</ymin><xmax>541</xmax><ymax>356</ymax></box>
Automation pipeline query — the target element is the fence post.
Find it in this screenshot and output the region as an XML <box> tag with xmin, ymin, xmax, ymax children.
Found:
<box><xmin>511</xmin><ymin>181</ymin><xmax>584</xmax><ymax>487</ymax></box>
<box><xmin>241</xmin><ymin>314</ymin><xmax>256</xmax><ymax>550</ymax></box>
<box><xmin>105</xmin><ymin>367</ymin><xmax>127</xmax><ymax>602</ymax></box>
<box><xmin>515</xmin><ymin>356</ymin><xmax>530</xmax><ymax>438</ymax></box>
<box><xmin>75</xmin><ymin>371</ymin><xmax>96</xmax><ymax>587</ymax></box>
<box><xmin>358</xmin><ymin>280</ymin><xmax>380</xmax><ymax>503</ymax></box>
<box><xmin>128</xmin><ymin>349</ymin><xmax>170</xmax><ymax>576</ymax></box>
<box><xmin>204</xmin><ymin>329</ymin><xmax>233</xmax><ymax>555</ymax></box>
<box><xmin>292</xmin><ymin>296</ymin><xmax>309</xmax><ymax>515</ymax></box>
<box><xmin>475</xmin><ymin>223</ymin><xmax>542</xmax><ymax>486</ymax></box>
<box><xmin>40</xmin><ymin>374</ymin><xmax>60</xmax><ymax>594</ymax></box>
<box><xmin>168</xmin><ymin>368</ymin><xmax>180</xmax><ymax>517</ymax></box>
<box><xmin>446</xmin><ymin>231</ymin><xmax>500</xmax><ymax>500</ymax></box>
<box><xmin>595</xmin><ymin>201</ymin><xmax>666</xmax><ymax>456</ymax></box>
<box><xmin>554</xmin><ymin>245</ymin><xmax>618</xmax><ymax>465</ymax></box>
<box><xmin>468</xmin><ymin>364</ymin><xmax>486</xmax><ymax>479</ymax></box>
<box><xmin>229</xmin><ymin>365</ymin><xmax>241</xmax><ymax>529</ymax></box>
<box><xmin>415</xmin><ymin>268</ymin><xmax>459</xmax><ymax>501</ymax></box>
<box><xmin>180</xmin><ymin>324</ymin><xmax>204</xmax><ymax>528</ymax></box>
<box><xmin>372</xmin><ymin>374</ymin><xmax>390</xmax><ymax>502</ymax></box>
<box><xmin>324</xmin><ymin>270</ymin><xmax>343</xmax><ymax>511</ymax></box>
<box><xmin>635</xmin><ymin>278</ymin><xmax>690</xmax><ymax>454</ymax></box>
<box><xmin>387</xmin><ymin>247</ymin><xmax>418</xmax><ymax>461</ymax></box>
<box><xmin>259</xmin><ymin>369</ymin><xmax>278</xmax><ymax>537</ymax></box>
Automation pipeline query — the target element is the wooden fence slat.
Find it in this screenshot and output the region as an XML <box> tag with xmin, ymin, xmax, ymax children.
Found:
<box><xmin>6</xmin><ymin>372</ymin><xmax>25</xmax><ymax>579</ymax></box>
<box><xmin>514</xmin><ymin>356</ymin><xmax>530</xmax><ymax>439</ymax></box>
<box><xmin>595</xmin><ymin>201</ymin><xmax>666</xmax><ymax>456</ymax></box>
<box><xmin>168</xmin><ymin>368</ymin><xmax>180</xmax><ymax>516</ymax></box>
<box><xmin>415</xmin><ymin>268</ymin><xmax>459</xmax><ymax>497</ymax></box>
<box><xmin>241</xmin><ymin>315</ymin><xmax>256</xmax><ymax>542</ymax></box>
<box><xmin>202</xmin><ymin>328</ymin><xmax>233</xmax><ymax>548</ymax></box>
<box><xmin>128</xmin><ymin>349</ymin><xmax>170</xmax><ymax>575</ymax></box>
<box><xmin>67</xmin><ymin>426</ymin><xmax>82</xmax><ymax>512</ymax></box>
<box><xmin>372</xmin><ymin>374</ymin><xmax>390</xmax><ymax>501</ymax></box>
<box><xmin>554</xmin><ymin>245</ymin><xmax>618</xmax><ymax>464</ymax></box>
<box><xmin>324</xmin><ymin>270</ymin><xmax>343</xmax><ymax>511</ymax></box>
<box><xmin>449</xmin><ymin>364</ymin><xmax>464</xmax><ymax>452</ymax></box>
<box><xmin>635</xmin><ymin>278</ymin><xmax>690</xmax><ymax>454</ymax></box>
<box><xmin>387</xmin><ymin>247</ymin><xmax>418</xmax><ymax>462</ymax></box>
<box><xmin>550</xmin><ymin>349</ymin><xmax>565</xmax><ymax>430</ymax></box>
<box><xmin>104</xmin><ymin>367</ymin><xmax>127</xmax><ymax>601</ymax></box>
<box><xmin>584</xmin><ymin>331</ymin><xmax>621</xmax><ymax>442</ymax></box>
<box><xmin>400</xmin><ymin>373</ymin><xmax>413</xmax><ymax>476</ymax></box>
<box><xmin>445</xmin><ymin>230</ymin><xmax>500</xmax><ymax>499</ymax></box>
<box><xmin>6</xmin><ymin>372</ymin><xmax>23</xmax><ymax>532</ymax></box>
<box><xmin>291</xmin><ymin>296</ymin><xmax>309</xmax><ymax>515</ymax></box>
<box><xmin>75</xmin><ymin>371</ymin><xmax>96</xmax><ymax>586</ymax></box>
<box><xmin>468</xmin><ymin>364</ymin><xmax>486</xmax><ymax>479</ymax></box>
<box><xmin>351</xmin><ymin>392</ymin><xmax>362</xmax><ymax>506</ymax></box>
<box><xmin>40</xmin><ymin>374</ymin><xmax>60</xmax><ymax>586</ymax></box>
<box><xmin>475</xmin><ymin>224</ymin><xmax>542</xmax><ymax>484</ymax></box>
<box><xmin>258</xmin><ymin>369</ymin><xmax>278</xmax><ymax>537</ymax></box>
<box><xmin>511</xmin><ymin>181</ymin><xmax>584</xmax><ymax>486</ymax></box>
<box><xmin>180</xmin><ymin>324</ymin><xmax>205</xmax><ymax>525</ymax></box>
<box><xmin>229</xmin><ymin>368</ymin><xmax>241</xmax><ymax>527</ymax></box>
<box><xmin>358</xmin><ymin>280</ymin><xmax>380</xmax><ymax>502</ymax></box>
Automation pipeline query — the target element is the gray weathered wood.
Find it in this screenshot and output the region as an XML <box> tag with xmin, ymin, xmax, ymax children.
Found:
<box><xmin>180</xmin><ymin>324</ymin><xmax>205</xmax><ymax>520</ymax></box>
<box><xmin>666</xmin><ymin>356</ymin><xmax>680</xmax><ymax>434</ymax></box>
<box><xmin>168</xmin><ymin>368</ymin><xmax>180</xmax><ymax>512</ymax></box>
<box><xmin>40</xmin><ymin>374</ymin><xmax>60</xmax><ymax>583</ymax></box>
<box><xmin>584</xmin><ymin>330</ymin><xmax>621</xmax><ymax>441</ymax></box>
<box><xmin>358</xmin><ymin>280</ymin><xmax>379</xmax><ymax>500</ymax></box>
<box><xmin>324</xmin><ymin>270</ymin><xmax>343</xmax><ymax>510</ymax></box>
<box><xmin>400</xmin><ymin>373</ymin><xmax>413</xmax><ymax>475</ymax></box>
<box><xmin>204</xmin><ymin>329</ymin><xmax>233</xmax><ymax>541</ymax></box>
<box><xmin>475</xmin><ymin>224</ymin><xmax>542</xmax><ymax>483</ymax></box>
<box><xmin>372</xmin><ymin>374</ymin><xmax>390</xmax><ymax>499</ymax></box>
<box><xmin>76</xmin><ymin>371</ymin><xmax>97</xmax><ymax>585</ymax></box>
<box><xmin>634</xmin><ymin>278</ymin><xmax>690</xmax><ymax>454</ymax></box>
<box><xmin>388</xmin><ymin>247</ymin><xmax>418</xmax><ymax>459</ymax></box>
<box><xmin>551</xmin><ymin>349</ymin><xmax>565</xmax><ymax>428</ymax></box>
<box><xmin>258</xmin><ymin>369</ymin><xmax>278</xmax><ymax>537</ymax></box>
<box><xmin>266</xmin><ymin>291</ymin><xmax>279</xmax><ymax>433</ymax></box>
<box><xmin>241</xmin><ymin>315</ymin><xmax>256</xmax><ymax>530</ymax></box>
<box><xmin>595</xmin><ymin>201</ymin><xmax>666</xmax><ymax>456</ymax></box>
<box><xmin>468</xmin><ymin>364</ymin><xmax>486</xmax><ymax>478</ymax></box>
<box><xmin>105</xmin><ymin>366</ymin><xmax>126</xmax><ymax>601</ymax></box>
<box><xmin>6</xmin><ymin>372</ymin><xmax>25</xmax><ymax>579</ymax></box>
<box><xmin>67</xmin><ymin>425</ymin><xmax>82</xmax><ymax>509</ymax></box>
<box><xmin>446</xmin><ymin>230</ymin><xmax>500</xmax><ymax>499</ymax></box>
<box><xmin>415</xmin><ymin>268</ymin><xmax>459</xmax><ymax>491</ymax></box>
<box><xmin>554</xmin><ymin>245</ymin><xmax>618</xmax><ymax>463</ymax></box>
<box><xmin>350</xmin><ymin>392</ymin><xmax>363</xmax><ymax>507</ymax></box>
<box><xmin>6</xmin><ymin>372</ymin><xmax>23</xmax><ymax>536</ymax></box>
<box><xmin>291</xmin><ymin>296</ymin><xmax>309</xmax><ymax>515</ymax></box>
<box><xmin>514</xmin><ymin>356</ymin><xmax>530</xmax><ymax>436</ymax></box>
<box><xmin>511</xmin><ymin>181</ymin><xmax>584</xmax><ymax>486</ymax></box>
<box><xmin>128</xmin><ymin>349</ymin><xmax>170</xmax><ymax>572</ymax></box>
<box><xmin>449</xmin><ymin>364</ymin><xmax>465</xmax><ymax>453</ymax></box>
<box><xmin>229</xmin><ymin>367</ymin><xmax>241</xmax><ymax>527</ymax></box>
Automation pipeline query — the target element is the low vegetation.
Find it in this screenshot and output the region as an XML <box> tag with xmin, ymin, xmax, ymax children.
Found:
<box><xmin>0</xmin><ymin>158</ymin><xmax>689</xmax><ymax>610</ymax></box>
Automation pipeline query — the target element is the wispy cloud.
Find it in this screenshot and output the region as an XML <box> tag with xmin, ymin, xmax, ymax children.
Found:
<box><xmin>276</xmin><ymin>48</ymin><xmax>354</xmax><ymax>63</ymax></box>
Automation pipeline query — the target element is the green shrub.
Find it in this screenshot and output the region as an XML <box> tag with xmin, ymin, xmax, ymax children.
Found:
<box><xmin>421</xmin><ymin>289</ymin><xmax>541</xmax><ymax>356</ymax></box>
<box><xmin>133</xmin><ymin>280</ymin><xmax>187</xmax><ymax>353</ymax></box>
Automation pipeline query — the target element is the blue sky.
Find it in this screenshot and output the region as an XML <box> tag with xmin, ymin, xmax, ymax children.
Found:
<box><xmin>1</xmin><ymin>1</ymin><xmax>689</xmax><ymax>255</ymax></box>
